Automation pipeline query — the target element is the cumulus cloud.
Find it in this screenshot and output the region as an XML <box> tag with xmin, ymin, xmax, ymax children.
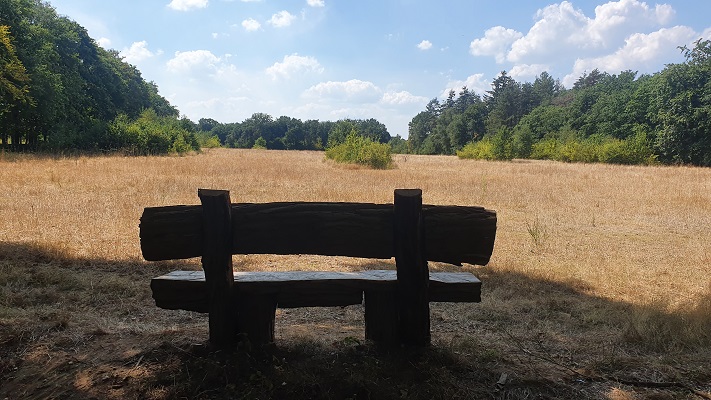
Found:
<box><xmin>269</xmin><ymin>11</ymin><xmax>296</xmax><ymax>28</ymax></box>
<box><xmin>242</xmin><ymin>18</ymin><xmax>261</xmax><ymax>32</ymax></box>
<box><xmin>506</xmin><ymin>0</ymin><xmax>679</xmax><ymax>63</ymax></box>
<box><xmin>97</xmin><ymin>37</ymin><xmax>111</xmax><ymax>49</ymax></box>
<box><xmin>380</xmin><ymin>91</ymin><xmax>428</xmax><ymax>106</ymax></box>
<box><xmin>417</xmin><ymin>40</ymin><xmax>433</xmax><ymax>50</ymax></box>
<box><xmin>303</xmin><ymin>79</ymin><xmax>382</xmax><ymax>102</ymax></box>
<box><xmin>167</xmin><ymin>50</ymin><xmax>220</xmax><ymax>72</ymax></box>
<box><xmin>265</xmin><ymin>54</ymin><xmax>324</xmax><ymax>80</ymax></box>
<box><xmin>509</xmin><ymin>64</ymin><xmax>550</xmax><ymax>80</ymax></box>
<box><xmin>564</xmin><ymin>25</ymin><xmax>697</xmax><ymax>86</ymax></box>
<box><xmin>441</xmin><ymin>74</ymin><xmax>490</xmax><ymax>97</ymax></box>
<box><xmin>121</xmin><ymin>41</ymin><xmax>155</xmax><ymax>64</ymax></box>
<box><xmin>167</xmin><ymin>0</ymin><xmax>208</xmax><ymax>11</ymax></box>
<box><xmin>470</xmin><ymin>26</ymin><xmax>523</xmax><ymax>63</ymax></box>
<box><xmin>307</xmin><ymin>0</ymin><xmax>325</xmax><ymax>7</ymax></box>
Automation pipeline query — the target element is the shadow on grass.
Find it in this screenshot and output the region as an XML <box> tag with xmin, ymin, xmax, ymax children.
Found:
<box><xmin>1</xmin><ymin>241</ymin><xmax>710</xmax><ymax>399</ymax></box>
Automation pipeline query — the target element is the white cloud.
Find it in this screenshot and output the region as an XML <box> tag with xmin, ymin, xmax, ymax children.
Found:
<box><xmin>509</xmin><ymin>64</ymin><xmax>550</xmax><ymax>80</ymax></box>
<box><xmin>121</xmin><ymin>41</ymin><xmax>155</xmax><ymax>64</ymax></box>
<box><xmin>506</xmin><ymin>0</ymin><xmax>679</xmax><ymax>63</ymax></box>
<box><xmin>265</xmin><ymin>54</ymin><xmax>324</xmax><ymax>80</ymax></box>
<box><xmin>97</xmin><ymin>37</ymin><xmax>111</xmax><ymax>49</ymax></box>
<box><xmin>167</xmin><ymin>0</ymin><xmax>208</xmax><ymax>11</ymax></box>
<box><xmin>269</xmin><ymin>11</ymin><xmax>296</xmax><ymax>28</ymax></box>
<box><xmin>303</xmin><ymin>79</ymin><xmax>381</xmax><ymax>102</ymax></box>
<box><xmin>307</xmin><ymin>0</ymin><xmax>325</xmax><ymax>7</ymax></box>
<box><xmin>380</xmin><ymin>91</ymin><xmax>428</xmax><ymax>106</ymax></box>
<box><xmin>167</xmin><ymin>50</ymin><xmax>221</xmax><ymax>73</ymax></box>
<box><xmin>441</xmin><ymin>74</ymin><xmax>490</xmax><ymax>98</ymax></box>
<box><xmin>242</xmin><ymin>18</ymin><xmax>261</xmax><ymax>32</ymax></box>
<box><xmin>563</xmin><ymin>26</ymin><xmax>697</xmax><ymax>86</ymax></box>
<box><xmin>417</xmin><ymin>40</ymin><xmax>433</xmax><ymax>50</ymax></box>
<box><xmin>702</xmin><ymin>27</ymin><xmax>711</xmax><ymax>40</ymax></box>
<box><xmin>470</xmin><ymin>26</ymin><xmax>523</xmax><ymax>63</ymax></box>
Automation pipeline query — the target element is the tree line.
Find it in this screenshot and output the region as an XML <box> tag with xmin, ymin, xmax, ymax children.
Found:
<box><xmin>1</xmin><ymin>0</ymin><xmax>198</xmax><ymax>154</ymax></box>
<box><xmin>409</xmin><ymin>39</ymin><xmax>711</xmax><ymax>167</ymax></box>
<box><xmin>198</xmin><ymin>114</ymin><xmax>396</xmax><ymax>151</ymax></box>
<box><xmin>2</xmin><ymin>0</ymin><xmax>709</xmax><ymax>165</ymax></box>
<box><xmin>0</xmin><ymin>0</ymin><xmax>396</xmax><ymax>154</ymax></box>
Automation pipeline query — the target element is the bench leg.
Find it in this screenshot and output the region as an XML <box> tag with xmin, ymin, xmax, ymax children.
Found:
<box><xmin>364</xmin><ymin>290</ymin><xmax>399</xmax><ymax>346</ymax></box>
<box><xmin>236</xmin><ymin>293</ymin><xmax>277</xmax><ymax>345</ymax></box>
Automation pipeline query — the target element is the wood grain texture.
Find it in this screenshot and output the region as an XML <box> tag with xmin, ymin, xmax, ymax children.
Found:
<box><xmin>150</xmin><ymin>270</ymin><xmax>481</xmax><ymax>312</ymax></box>
<box><xmin>394</xmin><ymin>189</ymin><xmax>430</xmax><ymax>346</ymax></box>
<box><xmin>139</xmin><ymin>202</ymin><xmax>496</xmax><ymax>266</ymax></box>
<box><xmin>198</xmin><ymin>189</ymin><xmax>236</xmax><ymax>347</ymax></box>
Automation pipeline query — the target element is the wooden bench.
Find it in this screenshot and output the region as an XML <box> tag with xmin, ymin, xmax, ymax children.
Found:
<box><xmin>140</xmin><ymin>189</ymin><xmax>496</xmax><ymax>348</ymax></box>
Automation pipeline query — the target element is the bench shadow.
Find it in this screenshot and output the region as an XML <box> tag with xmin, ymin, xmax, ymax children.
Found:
<box><xmin>1</xmin><ymin>241</ymin><xmax>710</xmax><ymax>399</ymax></box>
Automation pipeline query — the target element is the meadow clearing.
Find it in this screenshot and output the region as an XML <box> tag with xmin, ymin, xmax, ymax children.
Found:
<box><xmin>1</xmin><ymin>148</ymin><xmax>710</xmax><ymax>399</ymax></box>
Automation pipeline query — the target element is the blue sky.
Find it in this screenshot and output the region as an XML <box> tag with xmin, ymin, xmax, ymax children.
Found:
<box><xmin>48</xmin><ymin>0</ymin><xmax>711</xmax><ymax>138</ymax></box>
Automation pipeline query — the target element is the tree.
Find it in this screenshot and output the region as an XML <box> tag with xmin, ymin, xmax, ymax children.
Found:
<box><xmin>650</xmin><ymin>39</ymin><xmax>711</xmax><ymax>165</ymax></box>
<box><xmin>1</xmin><ymin>0</ymin><xmax>179</xmax><ymax>151</ymax></box>
<box><xmin>198</xmin><ymin>117</ymin><xmax>220</xmax><ymax>132</ymax></box>
<box><xmin>484</xmin><ymin>71</ymin><xmax>523</xmax><ymax>133</ymax></box>
<box><xmin>0</xmin><ymin>24</ymin><xmax>33</xmax><ymax>145</ymax></box>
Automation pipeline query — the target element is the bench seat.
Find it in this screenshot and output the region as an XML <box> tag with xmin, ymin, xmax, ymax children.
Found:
<box><xmin>151</xmin><ymin>270</ymin><xmax>481</xmax><ymax>313</ymax></box>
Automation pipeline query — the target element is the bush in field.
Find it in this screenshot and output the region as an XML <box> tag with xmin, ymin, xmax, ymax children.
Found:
<box><xmin>106</xmin><ymin>110</ymin><xmax>200</xmax><ymax>155</ymax></box>
<box><xmin>457</xmin><ymin>128</ymin><xmax>516</xmax><ymax>161</ymax></box>
<box><xmin>325</xmin><ymin>131</ymin><xmax>393</xmax><ymax>169</ymax></box>
<box><xmin>530</xmin><ymin>130</ymin><xmax>657</xmax><ymax>165</ymax></box>
<box><xmin>600</xmin><ymin>130</ymin><xmax>657</xmax><ymax>165</ymax></box>
<box><xmin>197</xmin><ymin>132</ymin><xmax>222</xmax><ymax>149</ymax></box>
<box><xmin>456</xmin><ymin>139</ymin><xmax>495</xmax><ymax>160</ymax></box>
<box><xmin>253</xmin><ymin>137</ymin><xmax>267</xmax><ymax>149</ymax></box>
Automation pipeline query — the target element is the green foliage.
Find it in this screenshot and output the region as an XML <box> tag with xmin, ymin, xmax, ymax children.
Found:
<box><xmin>490</xmin><ymin>127</ymin><xmax>514</xmax><ymax>160</ymax></box>
<box><xmin>530</xmin><ymin>130</ymin><xmax>656</xmax><ymax>165</ymax></box>
<box><xmin>409</xmin><ymin>39</ymin><xmax>711</xmax><ymax>166</ymax></box>
<box><xmin>456</xmin><ymin>139</ymin><xmax>495</xmax><ymax>160</ymax></box>
<box><xmin>511</xmin><ymin>127</ymin><xmax>534</xmax><ymax>158</ymax></box>
<box><xmin>105</xmin><ymin>110</ymin><xmax>199</xmax><ymax>155</ymax></box>
<box><xmin>253</xmin><ymin>136</ymin><xmax>267</xmax><ymax>149</ymax></box>
<box><xmin>196</xmin><ymin>132</ymin><xmax>221</xmax><ymax>149</ymax></box>
<box><xmin>325</xmin><ymin>131</ymin><xmax>393</xmax><ymax>169</ymax></box>
<box><xmin>388</xmin><ymin>135</ymin><xmax>409</xmax><ymax>154</ymax></box>
<box><xmin>1</xmin><ymin>0</ymin><xmax>178</xmax><ymax>151</ymax></box>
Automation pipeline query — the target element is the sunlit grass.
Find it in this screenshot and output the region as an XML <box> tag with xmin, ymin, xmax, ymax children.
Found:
<box><xmin>1</xmin><ymin>148</ymin><xmax>711</xmax><ymax>398</ymax></box>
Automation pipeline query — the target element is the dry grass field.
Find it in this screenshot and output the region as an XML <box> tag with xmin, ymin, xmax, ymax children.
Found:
<box><xmin>1</xmin><ymin>148</ymin><xmax>710</xmax><ymax>399</ymax></box>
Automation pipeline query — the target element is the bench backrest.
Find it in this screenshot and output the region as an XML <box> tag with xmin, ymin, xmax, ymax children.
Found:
<box><xmin>140</xmin><ymin>188</ymin><xmax>496</xmax><ymax>347</ymax></box>
<box><xmin>140</xmin><ymin>194</ymin><xmax>497</xmax><ymax>266</ymax></box>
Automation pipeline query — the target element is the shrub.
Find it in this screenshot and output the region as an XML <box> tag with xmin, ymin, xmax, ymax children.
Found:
<box><xmin>253</xmin><ymin>137</ymin><xmax>267</xmax><ymax>149</ymax></box>
<box><xmin>530</xmin><ymin>138</ymin><xmax>559</xmax><ymax>160</ymax></box>
<box><xmin>105</xmin><ymin>110</ymin><xmax>200</xmax><ymax>155</ymax></box>
<box><xmin>197</xmin><ymin>132</ymin><xmax>222</xmax><ymax>149</ymax></box>
<box><xmin>457</xmin><ymin>128</ymin><xmax>515</xmax><ymax>161</ymax></box>
<box><xmin>491</xmin><ymin>127</ymin><xmax>514</xmax><ymax>160</ymax></box>
<box><xmin>325</xmin><ymin>132</ymin><xmax>393</xmax><ymax>169</ymax></box>
<box><xmin>456</xmin><ymin>139</ymin><xmax>495</xmax><ymax>160</ymax></box>
<box><xmin>600</xmin><ymin>131</ymin><xmax>657</xmax><ymax>165</ymax></box>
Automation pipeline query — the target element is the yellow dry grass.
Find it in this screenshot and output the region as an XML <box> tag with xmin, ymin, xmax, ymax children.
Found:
<box><xmin>2</xmin><ymin>148</ymin><xmax>709</xmax><ymax>309</ymax></box>
<box><xmin>2</xmin><ymin>148</ymin><xmax>711</xmax><ymax>399</ymax></box>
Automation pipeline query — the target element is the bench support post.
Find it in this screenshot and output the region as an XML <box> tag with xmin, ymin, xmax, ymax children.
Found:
<box><xmin>364</xmin><ymin>289</ymin><xmax>399</xmax><ymax>345</ymax></box>
<box><xmin>236</xmin><ymin>293</ymin><xmax>276</xmax><ymax>345</ymax></box>
<box><xmin>199</xmin><ymin>189</ymin><xmax>236</xmax><ymax>347</ymax></box>
<box><xmin>394</xmin><ymin>189</ymin><xmax>431</xmax><ymax>347</ymax></box>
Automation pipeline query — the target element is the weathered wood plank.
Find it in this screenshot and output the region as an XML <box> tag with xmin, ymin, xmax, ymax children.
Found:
<box><xmin>394</xmin><ymin>189</ymin><xmax>430</xmax><ymax>346</ymax></box>
<box><xmin>198</xmin><ymin>189</ymin><xmax>236</xmax><ymax>347</ymax></box>
<box><xmin>139</xmin><ymin>202</ymin><xmax>496</xmax><ymax>266</ymax></box>
<box><xmin>150</xmin><ymin>270</ymin><xmax>481</xmax><ymax>313</ymax></box>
